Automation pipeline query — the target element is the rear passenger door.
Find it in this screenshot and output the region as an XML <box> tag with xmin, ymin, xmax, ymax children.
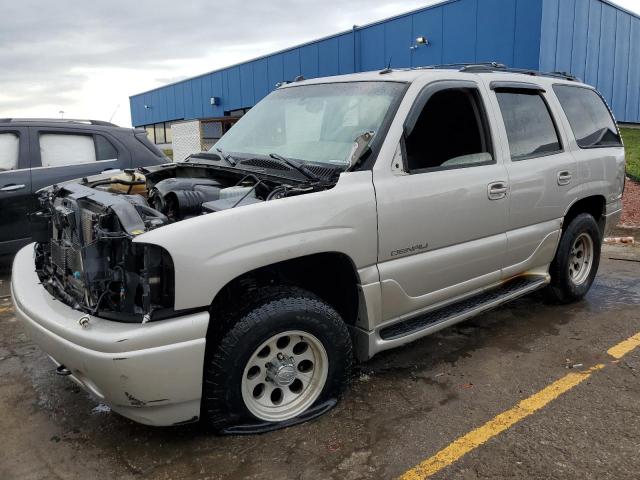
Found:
<box><xmin>0</xmin><ymin>127</ymin><xmax>32</xmax><ymax>249</ymax></box>
<box><xmin>488</xmin><ymin>82</ymin><xmax>577</xmax><ymax>278</ymax></box>
<box><xmin>29</xmin><ymin>127</ymin><xmax>126</xmax><ymax>195</ymax></box>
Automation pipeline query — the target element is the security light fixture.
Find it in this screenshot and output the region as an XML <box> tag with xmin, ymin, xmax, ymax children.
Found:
<box><xmin>210</xmin><ymin>97</ymin><xmax>220</xmax><ymax>106</ymax></box>
<box><xmin>144</xmin><ymin>105</ymin><xmax>152</xmax><ymax>109</ymax></box>
<box><xmin>410</xmin><ymin>36</ymin><xmax>430</xmax><ymax>50</ymax></box>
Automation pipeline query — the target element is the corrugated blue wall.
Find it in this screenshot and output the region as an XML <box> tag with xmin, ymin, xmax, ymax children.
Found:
<box><xmin>540</xmin><ymin>0</ymin><xmax>640</xmax><ymax>123</ymax></box>
<box><xmin>130</xmin><ymin>0</ymin><xmax>544</xmax><ymax>127</ymax></box>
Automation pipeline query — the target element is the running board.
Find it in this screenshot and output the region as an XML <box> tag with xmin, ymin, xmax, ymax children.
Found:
<box><xmin>379</xmin><ymin>276</ymin><xmax>549</xmax><ymax>341</ymax></box>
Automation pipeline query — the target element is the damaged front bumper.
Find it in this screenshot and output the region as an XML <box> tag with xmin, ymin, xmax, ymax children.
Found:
<box><xmin>11</xmin><ymin>245</ymin><xmax>208</xmax><ymax>426</ymax></box>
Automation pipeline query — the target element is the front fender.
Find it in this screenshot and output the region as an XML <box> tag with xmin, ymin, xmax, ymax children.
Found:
<box><xmin>135</xmin><ymin>171</ymin><xmax>378</xmax><ymax>310</ymax></box>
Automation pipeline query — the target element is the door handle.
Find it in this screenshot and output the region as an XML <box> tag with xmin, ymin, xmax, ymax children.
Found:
<box><xmin>0</xmin><ymin>184</ymin><xmax>26</xmax><ymax>192</ymax></box>
<box><xmin>488</xmin><ymin>181</ymin><xmax>508</xmax><ymax>200</ymax></box>
<box><xmin>557</xmin><ymin>170</ymin><xmax>572</xmax><ymax>186</ymax></box>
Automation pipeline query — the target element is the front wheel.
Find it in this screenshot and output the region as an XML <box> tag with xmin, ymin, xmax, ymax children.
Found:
<box><xmin>545</xmin><ymin>213</ymin><xmax>601</xmax><ymax>303</ymax></box>
<box><xmin>202</xmin><ymin>286</ymin><xmax>352</xmax><ymax>431</ymax></box>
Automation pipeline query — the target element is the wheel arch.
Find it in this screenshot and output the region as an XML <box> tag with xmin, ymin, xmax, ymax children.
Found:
<box><xmin>563</xmin><ymin>195</ymin><xmax>606</xmax><ymax>237</ymax></box>
<box><xmin>206</xmin><ymin>251</ymin><xmax>362</xmax><ymax>341</ymax></box>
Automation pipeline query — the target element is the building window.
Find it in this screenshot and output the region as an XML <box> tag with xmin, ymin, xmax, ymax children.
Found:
<box><xmin>145</xmin><ymin>125</ymin><xmax>155</xmax><ymax>143</ymax></box>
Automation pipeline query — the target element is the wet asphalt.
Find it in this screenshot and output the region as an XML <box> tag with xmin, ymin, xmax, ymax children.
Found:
<box><xmin>0</xmin><ymin>243</ymin><xmax>638</xmax><ymax>480</ymax></box>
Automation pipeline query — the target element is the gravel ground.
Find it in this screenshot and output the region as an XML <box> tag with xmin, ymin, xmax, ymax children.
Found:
<box><xmin>621</xmin><ymin>178</ymin><xmax>640</xmax><ymax>226</ymax></box>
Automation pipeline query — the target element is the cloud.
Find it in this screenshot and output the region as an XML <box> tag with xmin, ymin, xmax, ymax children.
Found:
<box><xmin>0</xmin><ymin>0</ymin><xmax>637</xmax><ymax>126</ymax></box>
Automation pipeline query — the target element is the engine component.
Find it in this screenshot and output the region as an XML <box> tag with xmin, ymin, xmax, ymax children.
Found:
<box><xmin>202</xmin><ymin>196</ymin><xmax>263</xmax><ymax>213</ymax></box>
<box><xmin>219</xmin><ymin>186</ymin><xmax>254</xmax><ymax>200</ymax></box>
<box><xmin>148</xmin><ymin>177</ymin><xmax>223</xmax><ymax>220</ymax></box>
<box><xmin>109</xmin><ymin>170</ymin><xmax>147</xmax><ymax>196</ymax></box>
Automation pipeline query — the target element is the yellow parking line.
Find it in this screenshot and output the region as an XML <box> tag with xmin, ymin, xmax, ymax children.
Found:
<box><xmin>400</xmin><ymin>330</ymin><xmax>640</xmax><ymax>480</ymax></box>
<box><xmin>607</xmin><ymin>332</ymin><xmax>640</xmax><ymax>359</ymax></box>
<box><xmin>399</xmin><ymin>365</ymin><xmax>604</xmax><ymax>480</ymax></box>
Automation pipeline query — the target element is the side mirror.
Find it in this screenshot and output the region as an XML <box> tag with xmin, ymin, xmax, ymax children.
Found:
<box><xmin>347</xmin><ymin>131</ymin><xmax>375</xmax><ymax>170</ymax></box>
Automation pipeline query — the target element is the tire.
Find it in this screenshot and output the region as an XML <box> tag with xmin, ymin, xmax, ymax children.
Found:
<box><xmin>202</xmin><ymin>286</ymin><xmax>352</xmax><ymax>431</ymax></box>
<box><xmin>545</xmin><ymin>213</ymin><xmax>602</xmax><ymax>303</ymax></box>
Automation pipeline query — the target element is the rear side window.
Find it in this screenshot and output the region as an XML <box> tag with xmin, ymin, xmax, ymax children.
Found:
<box><xmin>496</xmin><ymin>91</ymin><xmax>562</xmax><ymax>161</ymax></box>
<box><xmin>40</xmin><ymin>133</ymin><xmax>96</xmax><ymax>167</ymax></box>
<box><xmin>553</xmin><ymin>85</ymin><xmax>622</xmax><ymax>148</ymax></box>
<box><xmin>0</xmin><ymin>133</ymin><xmax>19</xmax><ymax>171</ymax></box>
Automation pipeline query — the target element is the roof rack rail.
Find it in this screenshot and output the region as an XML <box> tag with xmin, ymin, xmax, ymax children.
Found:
<box><xmin>456</xmin><ymin>64</ymin><xmax>580</xmax><ymax>82</ymax></box>
<box><xmin>0</xmin><ymin>118</ymin><xmax>118</xmax><ymax>126</ymax></box>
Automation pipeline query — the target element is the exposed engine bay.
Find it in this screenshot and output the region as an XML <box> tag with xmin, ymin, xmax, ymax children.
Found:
<box><xmin>32</xmin><ymin>159</ymin><xmax>342</xmax><ymax>322</ymax></box>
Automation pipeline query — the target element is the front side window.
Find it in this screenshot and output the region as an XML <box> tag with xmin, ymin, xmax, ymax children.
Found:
<box><xmin>496</xmin><ymin>91</ymin><xmax>562</xmax><ymax>161</ymax></box>
<box><xmin>40</xmin><ymin>133</ymin><xmax>96</xmax><ymax>167</ymax></box>
<box><xmin>212</xmin><ymin>82</ymin><xmax>406</xmax><ymax>166</ymax></box>
<box><xmin>553</xmin><ymin>85</ymin><xmax>622</xmax><ymax>148</ymax></box>
<box><xmin>404</xmin><ymin>88</ymin><xmax>494</xmax><ymax>172</ymax></box>
<box><xmin>0</xmin><ymin>133</ymin><xmax>19</xmax><ymax>171</ymax></box>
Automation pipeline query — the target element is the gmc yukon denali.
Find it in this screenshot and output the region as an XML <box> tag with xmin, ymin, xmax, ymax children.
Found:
<box><xmin>11</xmin><ymin>65</ymin><xmax>625</xmax><ymax>431</ymax></box>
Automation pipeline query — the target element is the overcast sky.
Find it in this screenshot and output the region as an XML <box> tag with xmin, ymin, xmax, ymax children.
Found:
<box><xmin>1</xmin><ymin>0</ymin><xmax>638</xmax><ymax>127</ymax></box>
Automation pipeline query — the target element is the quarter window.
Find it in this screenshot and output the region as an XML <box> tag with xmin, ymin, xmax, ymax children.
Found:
<box><xmin>0</xmin><ymin>133</ymin><xmax>19</xmax><ymax>171</ymax></box>
<box><xmin>96</xmin><ymin>135</ymin><xmax>118</xmax><ymax>160</ymax></box>
<box><xmin>40</xmin><ymin>133</ymin><xmax>96</xmax><ymax>167</ymax></box>
<box><xmin>404</xmin><ymin>88</ymin><xmax>494</xmax><ymax>172</ymax></box>
<box><xmin>496</xmin><ymin>91</ymin><xmax>562</xmax><ymax>161</ymax></box>
<box><xmin>553</xmin><ymin>85</ymin><xmax>622</xmax><ymax>148</ymax></box>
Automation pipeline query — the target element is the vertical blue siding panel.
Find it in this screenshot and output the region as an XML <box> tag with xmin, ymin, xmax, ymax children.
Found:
<box><xmin>152</xmin><ymin>91</ymin><xmax>161</xmax><ymax>123</ymax></box>
<box><xmin>252</xmin><ymin>58</ymin><xmax>270</xmax><ymax>103</ymax></box>
<box><xmin>476</xmin><ymin>0</ymin><xmax>516</xmax><ymax>65</ymax></box>
<box><xmin>442</xmin><ymin>0</ymin><xmax>478</xmax><ymax>64</ymax></box>
<box><xmin>227</xmin><ymin>67</ymin><xmax>242</xmax><ymax>110</ymax></box>
<box><xmin>174</xmin><ymin>83</ymin><xmax>184</xmax><ymax>120</ymax></box>
<box><xmin>611</xmin><ymin>11</ymin><xmax>631</xmax><ymax>120</ymax></box>
<box><xmin>570</xmin><ymin>0</ymin><xmax>589</xmax><ymax>80</ymax></box>
<box><xmin>554</xmin><ymin>0</ymin><xmax>575</xmax><ymax>72</ymax></box>
<box><xmin>240</xmin><ymin>63</ymin><xmax>255</xmax><ymax>108</ymax></box>
<box><xmin>211</xmin><ymin>72</ymin><xmax>223</xmax><ymax>117</ymax></box>
<box><xmin>338</xmin><ymin>33</ymin><xmax>355</xmax><ymax>74</ymax></box>
<box><xmin>626</xmin><ymin>19</ymin><xmax>640</xmax><ymax>122</ymax></box>
<box><xmin>283</xmin><ymin>49</ymin><xmax>301</xmax><ymax>81</ymax></box>
<box><xmin>318</xmin><ymin>37</ymin><xmax>340</xmax><ymax>76</ymax></box>
<box><xmin>193</xmin><ymin>77</ymin><xmax>204</xmax><ymax>119</ymax></box>
<box><xmin>384</xmin><ymin>17</ymin><xmax>412</xmax><ymax>68</ymax></box>
<box><xmin>167</xmin><ymin>85</ymin><xmax>176</xmax><ymax>120</ymax></box>
<box><xmin>584</xmin><ymin>0</ymin><xmax>602</xmax><ymax>86</ymax></box>
<box><xmin>539</xmin><ymin>0</ymin><xmax>559</xmax><ymax>71</ymax></box>
<box><xmin>411</xmin><ymin>6</ymin><xmax>443</xmax><ymax>67</ymax></box>
<box><xmin>300</xmin><ymin>44</ymin><xmax>319</xmax><ymax>79</ymax></box>
<box><xmin>359</xmin><ymin>24</ymin><xmax>385</xmax><ymax>71</ymax></box>
<box><xmin>514</xmin><ymin>0</ymin><xmax>542</xmax><ymax>70</ymax></box>
<box><xmin>597</xmin><ymin>3</ymin><xmax>617</xmax><ymax>103</ymax></box>
<box><xmin>200</xmin><ymin>74</ymin><xmax>213</xmax><ymax>118</ymax></box>
<box><xmin>267</xmin><ymin>54</ymin><xmax>284</xmax><ymax>90</ymax></box>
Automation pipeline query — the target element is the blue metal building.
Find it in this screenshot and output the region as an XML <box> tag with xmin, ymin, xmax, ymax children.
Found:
<box><xmin>130</xmin><ymin>0</ymin><xmax>640</xmax><ymax>139</ymax></box>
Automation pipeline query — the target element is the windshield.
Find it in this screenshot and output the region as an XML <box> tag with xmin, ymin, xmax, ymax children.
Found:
<box><xmin>211</xmin><ymin>81</ymin><xmax>405</xmax><ymax>166</ymax></box>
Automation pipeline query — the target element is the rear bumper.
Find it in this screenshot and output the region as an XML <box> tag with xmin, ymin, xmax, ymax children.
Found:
<box><xmin>11</xmin><ymin>245</ymin><xmax>209</xmax><ymax>426</ymax></box>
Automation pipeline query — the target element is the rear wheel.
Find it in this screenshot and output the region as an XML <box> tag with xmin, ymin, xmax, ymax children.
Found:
<box><xmin>545</xmin><ymin>213</ymin><xmax>601</xmax><ymax>303</ymax></box>
<box><xmin>203</xmin><ymin>286</ymin><xmax>352</xmax><ymax>431</ymax></box>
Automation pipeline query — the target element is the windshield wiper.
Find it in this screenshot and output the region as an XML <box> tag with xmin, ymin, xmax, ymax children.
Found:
<box><xmin>268</xmin><ymin>153</ymin><xmax>320</xmax><ymax>181</ymax></box>
<box><xmin>215</xmin><ymin>147</ymin><xmax>237</xmax><ymax>166</ymax></box>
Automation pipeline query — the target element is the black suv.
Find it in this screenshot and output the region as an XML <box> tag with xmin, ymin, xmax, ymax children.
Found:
<box><xmin>0</xmin><ymin>118</ymin><xmax>167</xmax><ymax>254</ymax></box>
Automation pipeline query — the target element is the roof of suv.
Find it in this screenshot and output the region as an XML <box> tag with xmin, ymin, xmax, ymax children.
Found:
<box><xmin>280</xmin><ymin>63</ymin><xmax>587</xmax><ymax>89</ymax></box>
<box><xmin>0</xmin><ymin>118</ymin><xmax>139</xmax><ymax>133</ymax></box>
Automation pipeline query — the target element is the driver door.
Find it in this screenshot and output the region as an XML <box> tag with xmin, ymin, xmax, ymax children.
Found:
<box><xmin>374</xmin><ymin>80</ymin><xmax>509</xmax><ymax>323</ymax></box>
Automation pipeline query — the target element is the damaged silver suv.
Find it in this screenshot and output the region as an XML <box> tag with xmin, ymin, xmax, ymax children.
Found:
<box><xmin>12</xmin><ymin>65</ymin><xmax>625</xmax><ymax>431</ymax></box>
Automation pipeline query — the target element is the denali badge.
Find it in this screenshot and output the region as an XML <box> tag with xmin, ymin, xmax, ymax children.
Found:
<box><xmin>391</xmin><ymin>242</ymin><xmax>429</xmax><ymax>257</ymax></box>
